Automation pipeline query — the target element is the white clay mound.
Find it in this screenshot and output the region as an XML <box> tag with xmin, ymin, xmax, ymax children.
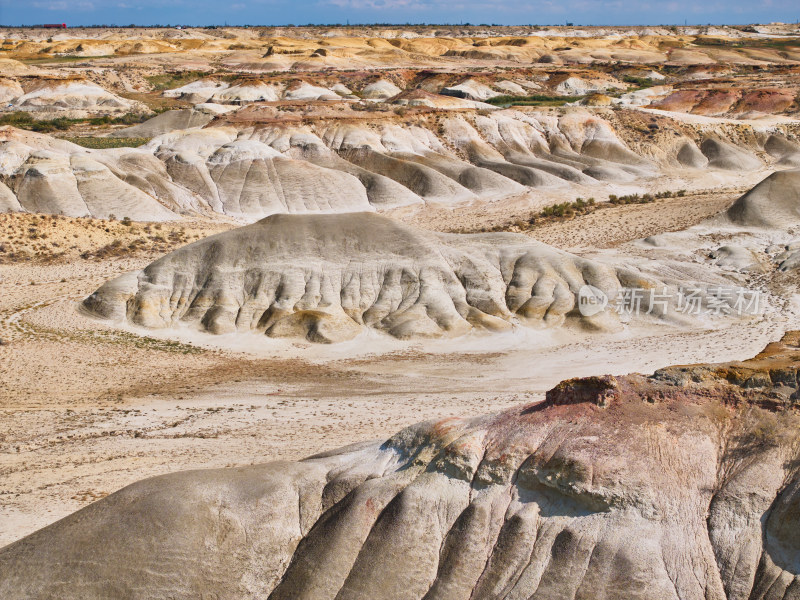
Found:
<box><xmin>83</xmin><ymin>212</ymin><xmax>636</xmax><ymax>341</ymax></box>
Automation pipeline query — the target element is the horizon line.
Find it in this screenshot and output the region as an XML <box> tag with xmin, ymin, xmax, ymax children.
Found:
<box><xmin>1</xmin><ymin>21</ymin><xmax>798</xmax><ymax>28</ymax></box>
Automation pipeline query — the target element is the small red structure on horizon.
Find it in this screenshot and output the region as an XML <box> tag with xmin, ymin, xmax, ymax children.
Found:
<box><xmin>42</xmin><ymin>23</ymin><xmax>67</xmax><ymax>28</ymax></box>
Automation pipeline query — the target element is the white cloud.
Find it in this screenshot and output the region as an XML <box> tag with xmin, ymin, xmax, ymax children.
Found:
<box><xmin>31</xmin><ymin>0</ymin><xmax>94</xmax><ymax>9</ymax></box>
<box><xmin>325</xmin><ymin>0</ymin><xmax>431</xmax><ymax>9</ymax></box>
<box><xmin>319</xmin><ymin>0</ymin><xmax>633</xmax><ymax>15</ymax></box>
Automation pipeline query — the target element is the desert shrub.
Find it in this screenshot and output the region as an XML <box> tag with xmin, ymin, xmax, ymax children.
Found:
<box><xmin>608</xmin><ymin>193</ymin><xmax>656</xmax><ymax>205</ymax></box>
<box><xmin>145</xmin><ymin>70</ymin><xmax>209</xmax><ymax>91</ymax></box>
<box><xmin>0</xmin><ymin>111</ymin><xmax>155</xmax><ymax>134</ymax></box>
<box><xmin>530</xmin><ymin>197</ymin><xmax>596</xmax><ymax>224</ymax></box>
<box><xmin>485</xmin><ymin>94</ymin><xmax>586</xmax><ymax>107</ymax></box>
<box><xmin>622</xmin><ymin>75</ymin><xmax>653</xmax><ymax>89</ymax></box>
<box><xmin>63</xmin><ymin>137</ymin><xmax>150</xmax><ymax>149</ymax></box>
<box><xmin>0</xmin><ymin>112</ymin><xmax>77</xmax><ymax>132</ymax></box>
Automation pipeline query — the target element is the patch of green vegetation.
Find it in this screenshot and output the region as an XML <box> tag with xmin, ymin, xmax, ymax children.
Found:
<box><xmin>469</xmin><ymin>197</ymin><xmax>599</xmax><ymax>232</ymax></box>
<box><xmin>87</xmin><ymin>112</ymin><xmax>154</xmax><ymax>126</ymax></box>
<box><xmin>538</xmin><ymin>197</ymin><xmax>596</xmax><ymax>219</ymax></box>
<box><xmin>20</xmin><ymin>55</ymin><xmax>114</xmax><ymax>65</ymax></box>
<box><xmin>609</xmin><ymin>193</ymin><xmax>654</xmax><ymax>205</ymax></box>
<box><xmin>622</xmin><ymin>75</ymin><xmax>654</xmax><ymax>89</ymax></box>
<box><xmin>471</xmin><ymin>189</ymin><xmax>694</xmax><ymax>233</ymax></box>
<box><xmin>0</xmin><ymin>111</ymin><xmax>78</xmax><ymax>132</ymax></box>
<box><xmin>485</xmin><ymin>94</ymin><xmax>586</xmax><ymax>107</ymax></box>
<box><xmin>692</xmin><ymin>37</ymin><xmax>800</xmax><ymax>51</ymax></box>
<box><xmin>145</xmin><ymin>70</ymin><xmax>210</xmax><ymax>91</ymax></box>
<box><xmin>608</xmin><ymin>190</ymin><xmax>686</xmax><ymax>205</ymax></box>
<box><xmin>0</xmin><ymin>111</ymin><xmax>158</xmax><ymax>133</ymax></box>
<box><xmin>63</xmin><ymin>137</ymin><xmax>150</xmax><ymax>149</ymax></box>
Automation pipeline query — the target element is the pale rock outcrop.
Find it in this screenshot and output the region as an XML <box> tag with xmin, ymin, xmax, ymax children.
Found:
<box><xmin>455</xmin><ymin>114</ymin><xmax>590</xmax><ymax>185</ymax></box>
<box><xmin>162</xmin><ymin>79</ymin><xmax>230</xmax><ymax>103</ymax></box>
<box><xmin>493</xmin><ymin>80</ymin><xmax>527</xmax><ymax>95</ymax></box>
<box><xmin>614</xmin><ymin>85</ymin><xmax>671</xmax><ymax>107</ymax></box>
<box><xmin>330</xmin><ymin>82</ymin><xmax>352</xmax><ymax>96</ymax></box>
<box><xmin>254</xmin><ymin>126</ymin><xmax>426</xmax><ymax>209</ymax></box>
<box><xmin>775</xmin><ymin>244</ymin><xmax>800</xmax><ymax>271</ymax></box>
<box><xmin>0</xmin><ymin>110</ymin><xmax>777</xmax><ymax>221</ymax></box>
<box><xmin>82</xmin><ymin>212</ymin><xmax>631</xmax><ymax>341</ymax></box>
<box><xmin>106</xmin><ymin>107</ymin><xmax>218</xmax><ymax>138</ymax></box>
<box><xmin>93</xmin><ymin>148</ymin><xmax>202</xmax><ymax>214</ymax></box>
<box><xmin>9</xmin><ymin>79</ymin><xmax>140</xmax><ymax>117</ymax></box>
<box><xmin>211</xmin><ymin>81</ymin><xmax>281</xmax><ymax>104</ymax></box>
<box><xmin>7</xmin><ymin>150</ymin><xmax>88</xmax><ymax>216</ymax></box>
<box><xmin>441</xmin><ymin>79</ymin><xmax>500</xmax><ymax>101</ymax></box>
<box><xmin>3</xmin><ymin>333</ymin><xmax>800</xmax><ymax>599</ymax></box>
<box><xmin>700</xmin><ymin>137</ymin><xmax>762</xmax><ymax>171</ymax></box>
<box><xmin>677</xmin><ymin>141</ymin><xmax>709</xmax><ymax>168</ymax></box>
<box><xmin>6</xmin><ymin>149</ymin><xmax>175</xmax><ymax>220</ymax></box>
<box><xmin>0</xmin><ymin>179</ymin><xmax>21</xmax><ymax>211</ymax></box>
<box><xmin>319</xmin><ymin>121</ymin><xmax>481</xmax><ymax>203</ymax></box>
<box><xmin>151</xmin><ymin>130</ymin><xmax>372</xmax><ymax>218</ymax></box>
<box><xmin>708</xmin><ymin>245</ymin><xmax>765</xmax><ymax>272</ymax></box>
<box><xmin>0</xmin><ymin>78</ymin><xmax>24</xmax><ymax>104</ymax></box>
<box><xmin>282</xmin><ymin>82</ymin><xmax>339</xmax><ymax>101</ymax></box>
<box><xmin>726</xmin><ymin>169</ymin><xmax>800</xmax><ymax>228</ymax></box>
<box><xmin>360</xmin><ymin>79</ymin><xmax>402</xmax><ymax>100</ymax></box>
<box><xmin>764</xmin><ymin>135</ymin><xmax>800</xmax><ymax>167</ymax></box>
<box><xmin>71</xmin><ymin>154</ymin><xmax>176</xmax><ymax>220</ymax></box>
<box><xmin>552</xmin><ymin>75</ymin><xmax>627</xmax><ymax>96</ymax></box>
<box><xmin>0</xmin><ymin>130</ymin><xmax>180</xmax><ymax>219</ymax></box>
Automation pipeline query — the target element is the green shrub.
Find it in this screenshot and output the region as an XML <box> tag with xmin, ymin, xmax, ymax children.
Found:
<box><xmin>608</xmin><ymin>193</ymin><xmax>656</xmax><ymax>205</ymax></box>
<box><xmin>530</xmin><ymin>197</ymin><xmax>597</xmax><ymax>224</ymax></box>
<box><xmin>485</xmin><ymin>94</ymin><xmax>586</xmax><ymax>107</ymax></box>
<box><xmin>145</xmin><ymin>70</ymin><xmax>210</xmax><ymax>91</ymax></box>
<box><xmin>0</xmin><ymin>110</ymin><xmax>158</xmax><ymax>134</ymax></box>
<box><xmin>622</xmin><ymin>75</ymin><xmax>653</xmax><ymax>89</ymax></box>
<box><xmin>63</xmin><ymin>137</ymin><xmax>150</xmax><ymax>149</ymax></box>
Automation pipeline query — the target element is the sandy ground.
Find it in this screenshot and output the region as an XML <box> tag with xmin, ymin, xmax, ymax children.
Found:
<box><xmin>403</xmin><ymin>172</ymin><xmax>765</xmax><ymax>248</ymax></box>
<box><xmin>3</xmin><ymin>186</ymin><xmax>799</xmax><ymax>546</ymax></box>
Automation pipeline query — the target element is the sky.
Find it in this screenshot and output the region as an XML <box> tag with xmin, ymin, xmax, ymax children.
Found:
<box><xmin>0</xmin><ymin>0</ymin><xmax>798</xmax><ymax>27</ymax></box>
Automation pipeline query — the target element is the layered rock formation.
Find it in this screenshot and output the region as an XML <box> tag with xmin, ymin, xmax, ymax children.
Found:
<box><xmin>726</xmin><ymin>168</ymin><xmax>800</xmax><ymax>228</ymax></box>
<box><xmin>4</xmin><ymin>107</ymin><xmax>791</xmax><ymax>221</ymax></box>
<box><xmin>3</xmin><ymin>333</ymin><xmax>800</xmax><ymax>599</ymax></box>
<box><xmin>1</xmin><ymin>77</ymin><xmax>145</xmax><ymax>119</ymax></box>
<box><xmin>105</xmin><ymin>104</ymin><xmax>236</xmax><ymax>138</ymax></box>
<box><xmin>5</xmin><ymin>26</ymin><xmax>800</xmax><ymax>70</ymax></box>
<box><xmin>151</xmin><ymin>129</ymin><xmax>373</xmax><ymax>218</ymax></box>
<box><xmin>650</xmin><ymin>88</ymin><xmax>797</xmax><ymax>118</ymax></box>
<box><xmin>83</xmin><ymin>212</ymin><xmax>638</xmax><ymax>341</ymax></box>
<box><xmin>0</xmin><ymin>129</ymin><xmax>180</xmax><ymax>220</ymax></box>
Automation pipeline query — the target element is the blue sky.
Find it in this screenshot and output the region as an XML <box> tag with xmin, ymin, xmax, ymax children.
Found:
<box><xmin>1</xmin><ymin>0</ymin><xmax>798</xmax><ymax>27</ymax></box>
